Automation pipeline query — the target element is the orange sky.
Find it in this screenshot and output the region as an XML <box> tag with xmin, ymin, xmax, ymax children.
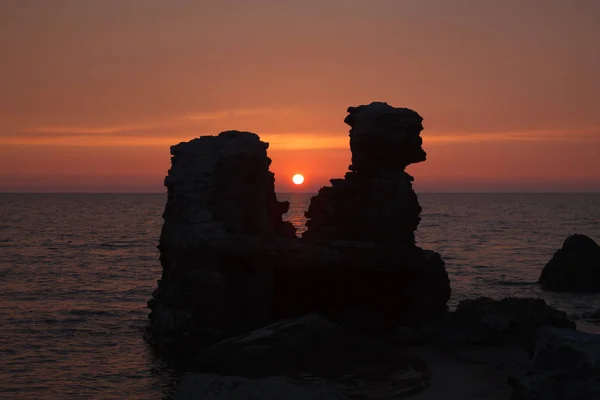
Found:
<box><xmin>1</xmin><ymin>1</ymin><xmax>599</xmax><ymax>192</ymax></box>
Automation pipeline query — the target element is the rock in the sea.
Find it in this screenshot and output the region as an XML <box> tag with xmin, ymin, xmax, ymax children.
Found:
<box><xmin>304</xmin><ymin>102</ymin><xmax>426</xmax><ymax>244</ymax></box>
<box><xmin>147</xmin><ymin>131</ymin><xmax>296</xmax><ymax>351</ymax></box>
<box><xmin>299</xmin><ymin>102</ymin><xmax>450</xmax><ymax>325</ymax></box>
<box><xmin>453</xmin><ymin>297</ymin><xmax>575</xmax><ymax>345</ymax></box>
<box><xmin>147</xmin><ymin>104</ymin><xmax>451</xmax><ymax>353</ymax></box>
<box><xmin>174</xmin><ymin>373</ymin><xmax>347</xmax><ymax>400</ymax></box>
<box><xmin>509</xmin><ymin>326</ymin><xmax>600</xmax><ymax>400</ymax></box>
<box><xmin>538</xmin><ymin>234</ymin><xmax>600</xmax><ymax>292</ymax></box>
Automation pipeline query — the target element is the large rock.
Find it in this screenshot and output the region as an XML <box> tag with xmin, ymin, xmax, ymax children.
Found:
<box><xmin>147</xmin><ymin>131</ymin><xmax>296</xmax><ymax>351</ymax></box>
<box><xmin>147</xmin><ymin>104</ymin><xmax>451</xmax><ymax>353</ymax></box>
<box><xmin>508</xmin><ymin>326</ymin><xmax>600</xmax><ymax>399</ymax></box>
<box><xmin>538</xmin><ymin>234</ymin><xmax>600</xmax><ymax>292</ymax></box>
<box><xmin>300</xmin><ymin>102</ymin><xmax>450</xmax><ymax>326</ymax></box>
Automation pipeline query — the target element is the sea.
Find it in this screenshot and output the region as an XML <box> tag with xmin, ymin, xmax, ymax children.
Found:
<box><xmin>1</xmin><ymin>192</ymin><xmax>599</xmax><ymax>399</ymax></box>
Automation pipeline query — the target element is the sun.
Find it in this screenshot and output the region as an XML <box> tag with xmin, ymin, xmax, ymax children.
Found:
<box><xmin>292</xmin><ymin>174</ymin><xmax>304</xmax><ymax>185</ymax></box>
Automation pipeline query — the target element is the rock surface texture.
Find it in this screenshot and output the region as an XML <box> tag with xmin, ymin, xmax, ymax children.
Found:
<box><xmin>538</xmin><ymin>234</ymin><xmax>600</xmax><ymax>292</ymax></box>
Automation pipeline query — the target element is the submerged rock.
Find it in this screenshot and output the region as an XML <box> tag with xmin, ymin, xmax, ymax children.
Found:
<box><xmin>538</xmin><ymin>234</ymin><xmax>600</xmax><ymax>292</ymax></box>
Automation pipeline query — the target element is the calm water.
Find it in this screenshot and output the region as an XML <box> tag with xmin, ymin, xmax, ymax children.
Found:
<box><xmin>1</xmin><ymin>193</ymin><xmax>600</xmax><ymax>399</ymax></box>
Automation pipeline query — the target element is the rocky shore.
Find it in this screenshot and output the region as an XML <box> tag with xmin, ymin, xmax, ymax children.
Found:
<box><xmin>147</xmin><ymin>103</ymin><xmax>600</xmax><ymax>399</ymax></box>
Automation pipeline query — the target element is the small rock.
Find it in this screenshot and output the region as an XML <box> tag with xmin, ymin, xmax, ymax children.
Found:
<box><xmin>538</xmin><ymin>234</ymin><xmax>600</xmax><ymax>292</ymax></box>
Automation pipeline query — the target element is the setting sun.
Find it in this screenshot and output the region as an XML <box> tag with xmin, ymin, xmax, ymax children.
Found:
<box><xmin>292</xmin><ymin>174</ymin><xmax>304</xmax><ymax>185</ymax></box>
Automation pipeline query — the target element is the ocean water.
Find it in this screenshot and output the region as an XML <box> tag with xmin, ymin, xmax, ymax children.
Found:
<box><xmin>1</xmin><ymin>193</ymin><xmax>600</xmax><ymax>399</ymax></box>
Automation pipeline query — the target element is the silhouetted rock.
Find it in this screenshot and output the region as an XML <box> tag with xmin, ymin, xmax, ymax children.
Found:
<box><xmin>175</xmin><ymin>373</ymin><xmax>347</xmax><ymax>400</ymax></box>
<box><xmin>301</xmin><ymin>102</ymin><xmax>450</xmax><ymax>325</ymax></box>
<box><xmin>304</xmin><ymin>102</ymin><xmax>426</xmax><ymax>244</ymax></box>
<box><xmin>147</xmin><ymin>104</ymin><xmax>450</xmax><ymax>354</ymax></box>
<box><xmin>345</xmin><ymin>102</ymin><xmax>426</xmax><ymax>172</ymax></box>
<box><xmin>147</xmin><ymin>131</ymin><xmax>295</xmax><ymax>351</ymax></box>
<box><xmin>508</xmin><ymin>326</ymin><xmax>600</xmax><ymax>400</ymax></box>
<box><xmin>453</xmin><ymin>297</ymin><xmax>575</xmax><ymax>345</ymax></box>
<box><xmin>538</xmin><ymin>234</ymin><xmax>600</xmax><ymax>292</ymax></box>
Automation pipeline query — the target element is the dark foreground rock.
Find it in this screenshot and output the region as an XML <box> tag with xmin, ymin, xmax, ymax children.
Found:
<box><xmin>509</xmin><ymin>326</ymin><xmax>600</xmax><ymax>400</ymax></box>
<box><xmin>180</xmin><ymin>314</ymin><xmax>432</xmax><ymax>399</ymax></box>
<box><xmin>175</xmin><ymin>374</ymin><xmax>346</xmax><ymax>400</ymax></box>
<box><xmin>173</xmin><ymin>311</ymin><xmax>561</xmax><ymax>399</ymax></box>
<box><xmin>538</xmin><ymin>234</ymin><xmax>600</xmax><ymax>292</ymax></box>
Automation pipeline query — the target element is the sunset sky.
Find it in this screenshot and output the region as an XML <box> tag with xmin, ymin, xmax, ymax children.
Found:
<box><xmin>1</xmin><ymin>0</ymin><xmax>599</xmax><ymax>193</ymax></box>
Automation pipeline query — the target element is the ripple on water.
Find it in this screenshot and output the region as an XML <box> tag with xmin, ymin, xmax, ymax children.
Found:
<box><xmin>1</xmin><ymin>193</ymin><xmax>600</xmax><ymax>399</ymax></box>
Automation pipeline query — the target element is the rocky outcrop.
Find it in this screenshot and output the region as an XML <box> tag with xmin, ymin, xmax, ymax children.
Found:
<box><xmin>304</xmin><ymin>102</ymin><xmax>425</xmax><ymax>244</ymax></box>
<box><xmin>300</xmin><ymin>102</ymin><xmax>450</xmax><ymax>323</ymax></box>
<box><xmin>147</xmin><ymin>103</ymin><xmax>451</xmax><ymax>352</ymax></box>
<box><xmin>538</xmin><ymin>234</ymin><xmax>600</xmax><ymax>292</ymax></box>
<box><xmin>147</xmin><ymin>131</ymin><xmax>295</xmax><ymax>350</ymax></box>
<box><xmin>509</xmin><ymin>326</ymin><xmax>600</xmax><ymax>400</ymax></box>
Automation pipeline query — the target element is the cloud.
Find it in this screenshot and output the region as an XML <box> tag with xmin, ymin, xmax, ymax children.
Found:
<box><xmin>18</xmin><ymin>107</ymin><xmax>298</xmax><ymax>137</ymax></box>
<box><xmin>424</xmin><ymin>128</ymin><xmax>600</xmax><ymax>143</ymax></box>
<box><xmin>5</xmin><ymin>107</ymin><xmax>599</xmax><ymax>150</ymax></box>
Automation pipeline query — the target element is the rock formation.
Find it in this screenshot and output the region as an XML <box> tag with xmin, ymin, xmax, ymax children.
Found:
<box><xmin>147</xmin><ymin>103</ymin><xmax>450</xmax><ymax>351</ymax></box>
<box><xmin>296</xmin><ymin>102</ymin><xmax>450</xmax><ymax>323</ymax></box>
<box><xmin>147</xmin><ymin>131</ymin><xmax>295</xmax><ymax>349</ymax></box>
<box><xmin>303</xmin><ymin>102</ymin><xmax>425</xmax><ymax>244</ymax></box>
<box><xmin>538</xmin><ymin>234</ymin><xmax>600</xmax><ymax>292</ymax></box>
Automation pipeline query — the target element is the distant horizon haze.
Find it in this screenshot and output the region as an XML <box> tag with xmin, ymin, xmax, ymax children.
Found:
<box><xmin>1</xmin><ymin>1</ymin><xmax>599</xmax><ymax>193</ymax></box>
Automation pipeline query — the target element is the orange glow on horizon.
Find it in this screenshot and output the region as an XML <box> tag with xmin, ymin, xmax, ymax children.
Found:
<box><xmin>1</xmin><ymin>2</ymin><xmax>599</xmax><ymax>192</ymax></box>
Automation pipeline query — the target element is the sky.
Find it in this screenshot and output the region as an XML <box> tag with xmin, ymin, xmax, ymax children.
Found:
<box><xmin>1</xmin><ymin>0</ymin><xmax>599</xmax><ymax>193</ymax></box>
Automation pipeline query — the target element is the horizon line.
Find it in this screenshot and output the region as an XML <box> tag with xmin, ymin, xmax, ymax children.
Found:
<box><xmin>1</xmin><ymin>191</ymin><xmax>600</xmax><ymax>195</ymax></box>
